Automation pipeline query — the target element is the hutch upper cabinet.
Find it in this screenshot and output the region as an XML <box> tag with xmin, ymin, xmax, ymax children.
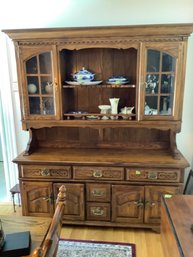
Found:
<box><xmin>4</xmin><ymin>24</ymin><xmax>192</xmax><ymax>231</ymax></box>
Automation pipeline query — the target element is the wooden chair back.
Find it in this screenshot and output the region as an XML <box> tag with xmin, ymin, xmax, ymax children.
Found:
<box><xmin>31</xmin><ymin>185</ymin><xmax>66</xmax><ymax>257</ymax></box>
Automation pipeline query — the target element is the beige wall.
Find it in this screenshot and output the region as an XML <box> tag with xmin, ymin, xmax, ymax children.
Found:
<box><xmin>1</xmin><ymin>0</ymin><xmax>193</xmax><ymax>168</ymax></box>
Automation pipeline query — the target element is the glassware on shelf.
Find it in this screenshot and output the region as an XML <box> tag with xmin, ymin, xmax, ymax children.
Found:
<box><xmin>98</xmin><ymin>105</ymin><xmax>111</xmax><ymax>120</ymax></box>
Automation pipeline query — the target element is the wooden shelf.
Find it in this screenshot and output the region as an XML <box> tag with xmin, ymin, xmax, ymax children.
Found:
<box><xmin>63</xmin><ymin>84</ymin><xmax>136</xmax><ymax>88</ymax></box>
<box><xmin>14</xmin><ymin>148</ymin><xmax>189</xmax><ymax>168</ymax></box>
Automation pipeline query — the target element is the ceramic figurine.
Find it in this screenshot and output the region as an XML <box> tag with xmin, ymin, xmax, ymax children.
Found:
<box><xmin>45</xmin><ymin>82</ymin><xmax>53</xmax><ymax>94</ymax></box>
<box><xmin>120</xmin><ymin>106</ymin><xmax>134</xmax><ymax>119</ymax></box>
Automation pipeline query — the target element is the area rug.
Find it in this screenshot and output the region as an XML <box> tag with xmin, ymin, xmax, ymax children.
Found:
<box><xmin>57</xmin><ymin>238</ymin><xmax>136</xmax><ymax>257</ymax></box>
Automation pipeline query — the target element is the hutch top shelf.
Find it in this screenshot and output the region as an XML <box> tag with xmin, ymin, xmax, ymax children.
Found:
<box><xmin>3</xmin><ymin>24</ymin><xmax>193</xmax><ymax>157</ymax></box>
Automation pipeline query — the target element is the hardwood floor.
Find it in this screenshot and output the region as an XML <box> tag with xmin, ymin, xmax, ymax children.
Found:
<box><xmin>0</xmin><ymin>203</ymin><xmax>165</xmax><ymax>257</ymax></box>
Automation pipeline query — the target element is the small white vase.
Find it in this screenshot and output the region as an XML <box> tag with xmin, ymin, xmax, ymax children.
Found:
<box><xmin>109</xmin><ymin>98</ymin><xmax>120</xmax><ymax>119</ymax></box>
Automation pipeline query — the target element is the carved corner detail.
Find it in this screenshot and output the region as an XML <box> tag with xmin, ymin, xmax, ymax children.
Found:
<box><xmin>169</xmin><ymin>130</ymin><xmax>181</xmax><ymax>160</ymax></box>
<box><xmin>23</xmin><ymin>128</ymin><xmax>38</xmax><ymax>155</ymax></box>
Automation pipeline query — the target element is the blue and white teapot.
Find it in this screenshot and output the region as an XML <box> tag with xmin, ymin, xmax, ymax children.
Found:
<box><xmin>72</xmin><ymin>67</ymin><xmax>95</xmax><ymax>81</ymax></box>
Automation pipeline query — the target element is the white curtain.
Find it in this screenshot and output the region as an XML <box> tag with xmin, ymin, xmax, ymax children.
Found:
<box><xmin>0</xmin><ymin>32</ymin><xmax>19</xmax><ymax>198</ymax></box>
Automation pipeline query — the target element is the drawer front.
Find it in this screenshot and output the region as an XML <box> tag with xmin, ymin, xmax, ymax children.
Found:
<box><xmin>21</xmin><ymin>165</ymin><xmax>71</xmax><ymax>178</ymax></box>
<box><xmin>86</xmin><ymin>203</ymin><xmax>110</xmax><ymax>221</ymax></box>
<box><xmin>126</xmin><ymin>168</ymin><xmax>180</xmax><ymax>182</ymax></box>
<box><xmin>87</xmin><ymin>184</ymin><xmax>110</xmax><ymax>202</ymax></box>
<box><xmin>73</xmin><ymin>166</ymin><xmax>124</xmax><ymax>181</ymax></box>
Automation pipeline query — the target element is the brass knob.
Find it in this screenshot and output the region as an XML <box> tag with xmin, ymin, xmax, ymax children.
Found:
<box><xmin>145</xmin><ymin>201</ymin><xmax>156</xmax><ymax>207</ymax></box>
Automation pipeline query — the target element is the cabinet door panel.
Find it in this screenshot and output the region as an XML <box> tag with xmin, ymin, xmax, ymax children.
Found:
<box><xmin>21</xmin><ymin>181</ymin><xmax>53</xmax><ymax>217</ymax></box>
<box><xmin>144</xmin><ymin>185</ymin><xmax>180</xmax><ymax>224</ymax></box>
<box><xmin>19</xmin><ymin>45</ymin><xmax>60</xmax><ymax>120</ymax></box>
<box><xmin>53</xmin><ymin>183</ymin><xmax>85</xmax><ymax>221</ymax></box>
<box><xmin>140</xmin><ymin>42</ymin><xmax>184</xmax><ymax>121</ymax></box>
<box><xmin>112</xmin><ymin>185</ymin><xmax>144</xmax><ymax>223</ymax></box>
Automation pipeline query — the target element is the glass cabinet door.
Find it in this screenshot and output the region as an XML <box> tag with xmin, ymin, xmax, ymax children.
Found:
<box><xmin>143</xmin><ymin>49</ymin><xmax>176</xmax><ymax>117</ymax></box>
<box><xmin>24</xmin><ymin>50</ymin><xmax>58</xmax><ymax>118</ymax></box>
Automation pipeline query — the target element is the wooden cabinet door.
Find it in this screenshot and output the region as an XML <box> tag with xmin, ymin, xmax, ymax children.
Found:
<box><xmin>21</xmin><ymin>181</ymin><xmax>54</xmax><ymax>217</ymax></box>
<box><xmin>112</xmin><ymin>185</ymin><xmax>144</xmax><ymax>223</ymax></box>
<box><xmin>139</xmin><ymin>42</ymin><xmax>185</xmax><ymax>121</ymax></box>
<box><xmin>18</xmin><ymin>45</ymin><xmax>60</xmax><ymax>121</ymax></box>
<box><xmin>144</xmin><ymin>185</ymin><xmax>180</xmax><ymax>224</ymax></box>
<box><xmin>53</xmin><ymin>183</ymin><xmax>85</xmax><ymax>221</ymax></box>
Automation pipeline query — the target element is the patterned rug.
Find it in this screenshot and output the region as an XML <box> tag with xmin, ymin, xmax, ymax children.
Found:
<box><xmin>57</xmin><ymin>239</ymin><xmax>136</xmax><ymax>257</ymax></box>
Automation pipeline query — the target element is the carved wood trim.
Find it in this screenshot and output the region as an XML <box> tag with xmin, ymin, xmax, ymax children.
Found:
<box><xmin>169</xmin><ymin>130</ymin><xmax>181</xmax><ymax>160</ymax></box>
<box><xmin>17</xmin><ymin>36</ymin><xmax>186</xmax><ymax>48</ymax></box>
<box><xmin>24</xmin><ymin>128</ymin><xmax>38</xmax><ymax>155</ymax></box>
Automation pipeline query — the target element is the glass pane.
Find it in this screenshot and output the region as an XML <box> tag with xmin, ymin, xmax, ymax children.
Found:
<box><xmin>159</xmin><ymin>96</ymin><xmax>173</xmax><ymax>115</ymax></box>
<box><xmin>147</xmin><ymin>50</ymin><xmax>160</xmax><ymax>72</ymax></box>
<box><xmin>162</xmin><ymin>53</ymin><xmax>175</xmax><ymax>72</ymax></box>
<box><xmin>40</xmin><ymin>76</ymin><xmax>53</xmax><ymax>94</ymax></box>
<box><xmin>145</xmin><ymin>74</ymin><xmax>159</xmax><ymax>94</ymax></box>
<box><xmin>27</xmin><ymin>77</ymin><xmax>39</xmax><ymax>94</ymax></box>
<box><xmin>161</xmin><ymin>74</ymin><xmax>174</xmax><ymax>94</ymax></box>
<box><xmin>29</xmin><ymin>97</ymin><xmax>40</xmax><ymax>114</ymax></box>
<box><xmin>26</xmin><ymin>56</ymin><xmax>38</xmax><ymax>74</ymax></box>
<box><xmin>39</xmin><ymin>52</ymin><xmax>51</xmax><ymax>74</ymax></box>
<box><xmin>42</xmin><ymin>97</ymin><xmax>54</xmax><ymax>115</ymax></box>
<box><xmin>145</xmin><ymin>96</ymin><xmax>158</xmax><ymax>115</ymax></box>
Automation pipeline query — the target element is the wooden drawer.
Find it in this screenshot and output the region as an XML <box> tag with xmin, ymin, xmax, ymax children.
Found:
<box><xmin>86</xmin><ymin>184</ymin><xmax>110</xmax><ymax>202</ymax></box>
<box><xmin>73</xmin><ymin>166</ymin><xmax>124</xmax><ymax>180</ymax></box>
<box><xmin>126</xmin><ymin>168</ymin><xmax>180</xmax><ymax>182</ymax></box>
<box><xmin>86</xmin><ymin>203</ymin><xmax>110</xmax><ymax>221</ymax></box>
<box><xmin>21</xmin><ymin>165</ymin><xmax>71</xmax><ymax>178</ymax></box>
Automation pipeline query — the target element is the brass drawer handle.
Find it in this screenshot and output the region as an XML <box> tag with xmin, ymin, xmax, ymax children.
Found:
<box><xmin>91</xmin><ymin>207</ymin><xmax>104</xmax><ymax>216</ymax></box>
<box><xmin>41</xmin><ymin>169</ymin><xmax>50</xmax><ymax>176</ymax></box>
<box><xmin>93</xmin><ymin>170</ymin><xmax>103</xmax><ymax>178</ymax></box>
<box><xmin>91</xmin><ymin>189</ymin><xmax>104</xmax><ymax>197</ymax></box>
<box><xmin>148</xmin><ymin>172</ymin><xmax>157</xmax><ymax>179</ymax></box>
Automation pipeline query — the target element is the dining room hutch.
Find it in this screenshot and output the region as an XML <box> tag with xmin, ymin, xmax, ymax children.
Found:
<box><xmin>3</xmin><ymin>23</ymin><xmax>193</xmax><ymax>231</ymax></box>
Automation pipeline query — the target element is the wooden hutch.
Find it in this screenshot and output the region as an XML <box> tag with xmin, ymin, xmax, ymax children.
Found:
<box><xmin>3</xmin><ymin>24</ymin><xmax>193</xmax><ymax>231</ymax></box>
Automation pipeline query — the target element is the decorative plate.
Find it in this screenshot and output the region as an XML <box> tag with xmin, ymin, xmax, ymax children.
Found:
<box><xmin>106</xmin><ymin>80</ymin><xmax>129</xmax><ymax>85</ymax></box>
<box><xmin>65</xmin><ymin>81</ymin><xmax>103</xmax><ymax>86</ymax></box>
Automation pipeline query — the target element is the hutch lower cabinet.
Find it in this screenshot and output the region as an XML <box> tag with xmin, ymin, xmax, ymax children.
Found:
<box><xmin>16</xmin><ymin>148</ymin><xmax>186</xmax><ymax>231</ymax></box>
<box><xmin>4</xmin><ymin>24</ymin><xmax>192</xmax><ymax>231</ymax></box>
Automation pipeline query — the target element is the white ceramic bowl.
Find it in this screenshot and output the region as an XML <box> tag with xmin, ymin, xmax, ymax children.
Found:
<box><xmin>98</xmin><ymin>105</ymin><xmax>111</xmax><ymax>110</ymax></box>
